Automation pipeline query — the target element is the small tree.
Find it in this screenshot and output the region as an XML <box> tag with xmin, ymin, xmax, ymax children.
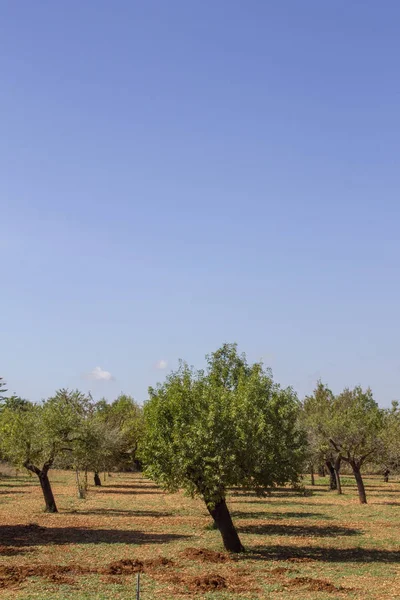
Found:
<box><xmin>96</xmin><ymin>395</ymin><xmax>143</xmax><ymax>472</ymax></box>
<box><xmin>378</xmin><ymin>401</ymin><xmax>400</xmax><ymax>481</ymax></box>
<box><xmin>0</xmin><ymin>377</ymin><xmax>7</xmax><ymax>403</ymax></box>
<box><xmin>302</xmin><ymin>382</ymin><xmax>342</xmax><ymax>493</ymax></box>
<box><xmin>329</xmin><ymin>387</ymin><xmax>382</xmax><ymax>504</ymax></box>
<box><xmin>0</xmin><ymin>389</ymin><xmax>84</xmax><ymax>512</ymax></box>
<box><xmin>142</xmin><ymin>343</ymin><xmax>307</xmax><ymax>552</ymax></box>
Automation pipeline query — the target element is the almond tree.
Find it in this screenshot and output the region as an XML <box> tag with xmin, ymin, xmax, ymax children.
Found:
<box><xmin>142</xmin><ymin>343</ymin><xmax>307</xmax><ymax>553</ymax></box>
<box><xmin>378</xmin><ymin>401</ymin><xmax>400</xmax><ymax>481</ymax></box>
<box><xmin>302</xmin><ymin>382</ymin><xmax>342</xmax><ymax>492</ymax></box>
<box><xmin>0</xmin><ymin>389</ymin><xmax>86</xmax><ymax>512</ymax></box>
<box><xmin>329</xmin><ymin>387</ymin><xmax>383</xmax><ymax>504</ymax></box>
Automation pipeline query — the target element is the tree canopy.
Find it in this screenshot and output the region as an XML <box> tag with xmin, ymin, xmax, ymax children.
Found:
<box><xmin>142</xmin><ymin>343</ymin><xmax>307</xmax><ymax>552</ymax></box>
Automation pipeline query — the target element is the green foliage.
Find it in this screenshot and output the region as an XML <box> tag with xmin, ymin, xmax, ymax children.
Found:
<box><xmin>142</xmin><ymin>343</ymin><xmax>307</xmax><ymax>507</ymax></box>
<box><xmin>0</xmin><ymin>376</ymin><xmax>7</xmax><ymax>403</ymax></box>
<box><xmin>378</xmin><ymin>401</ymin><xmax>400</xmax><ymax>472</ymax></box>
<box><xmin>302</xmin><ymin>381</ymin><xmax>335</xmax><ymax>465</ymax></box>
<box><xmin>97</xmin><ymin>395</ymin><xmax>143</xmax><ymax>471</ymax></box>
<box><xmin>329</xmin><ymin>386</ymin><xmax>383</xmax><ymax>466</ymax></box>
<box><xmin>0</xmin><ymin>389</ymin><xmax>88</xmax><ymax>472</ymax></box>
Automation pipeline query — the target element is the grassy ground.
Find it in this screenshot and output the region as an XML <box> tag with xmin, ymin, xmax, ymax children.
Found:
<box><xmin>0</xmin><ymin>469</ymin><xmax>399</xmax><ymax>599</ymax></box>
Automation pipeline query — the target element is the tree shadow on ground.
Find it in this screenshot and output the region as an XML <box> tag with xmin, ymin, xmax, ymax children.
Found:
<box><xmin>374</xmin><ymin>502</ymin><xmax>400</xmax><ymax>506</ymax></box>
<box><xmin>0</xmin><ymin>490</ymin><xmax>25</xmax><ymax>495</ymax></box>
<box><xmin>101</xmin><ymin>484</ymin><xmax>160</xmax><ymax>490</ymax></box>
<box><xmin>97</xmin><ymin>489</ymin><xmax>164</xmax><ymax>495</ymax></box>
<box><xmin>245</xmin><ymin>545</ymin><xmax>400</xmax><ymax>563</ymax></box>
<box><xmin>231</xmin><ymin>488</ymin><xmax>315</xmax><ymax>498</ymax></box>
<box><xmin>231</xmin><ymin>511</ymin><xmax>330</xmax><ymax>521</ymax></box>
<box><xmin>65</xmin><ymin>509</ymin><xmax>173</xmax><ymax>517</ymax></box>
<box><xmin>238</xmin><ymin>523</ymin><xmax>360</xmax><ymax>537</ymax></box>
<box><xmin>0</xmin><ymin>483</ymin><xmax>36</xmax><ymax>488</ymax></box>
<box><xmin>231</xmin><ymin>499</ymin><xmax>333</xmax><ymax>507</ymax></box>
<box><xmin>0</xmin><ymin>524</ymin><xmax>191</xmax><ymax>547</ymax></box>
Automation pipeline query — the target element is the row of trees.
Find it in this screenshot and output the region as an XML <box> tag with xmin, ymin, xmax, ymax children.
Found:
<box><xmin>302</xmin><ymin>382</ymin><xmax>400</xmax><ymax>503</ymax></box>
<box><xmin>1</xmin><ymin>345</ymin><xmax>399</xmax><ymax>553</ymax></box>
<box><xmin>0</xmin><ymin>385</ymin><xmax>142</xmax><ymax>512</ymax></box>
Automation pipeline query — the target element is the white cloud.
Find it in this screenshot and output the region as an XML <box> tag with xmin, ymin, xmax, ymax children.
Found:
<box><xmin>88</xmin><ymin>366</ymin><xmax>115</xmax><ymax>381</ymax></box>
<box><xmin>155</xmin><ymin>359</ymin><xmax>168</xmax><ymax>370</ymax></box>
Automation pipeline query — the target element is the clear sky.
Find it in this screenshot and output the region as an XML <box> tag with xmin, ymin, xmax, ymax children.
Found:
<box><xmin>1</xmin><ymin>1</ymin><xmax>399</xmax><ymax>406</ymax></box>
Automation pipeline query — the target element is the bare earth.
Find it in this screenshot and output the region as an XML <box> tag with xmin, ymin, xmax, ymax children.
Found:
<box><xmin>0</xmin><ymin>470</ymin><xmax>399</xmax><ymax>599</ymax></box>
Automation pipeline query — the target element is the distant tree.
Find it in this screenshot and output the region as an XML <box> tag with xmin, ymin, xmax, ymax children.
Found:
<box><xmin>378</xmin><ymin>401</ymin><xmax>400</xmax><ymax>481</ymax></box>
<box><xmin>329</xmin><ymin>387</ymin><xmax>383</xmax><ymax>504</ymax></box>
<box><xmin>0</xmin><ymin>377</ymin><xmax>7</xmax><ymax>403</ymax></box>
<box><xmin>71</xmin><ymin>399</ymin><xmax>126</xmax><ymax>491</ymax></box>
<box><xmin>98</xmin><ymin>395</ymin><xmax>143</xmax><ymax>472</ymax></box>
<box><xmin>142</xmin><ymin>343</ymin><xmax>307</xmax><ymax>553</ymax></box>
<box><xmin>0</xmin><ymin>389</ymin><xmax>85</xmax><ymax>512</ymax></box>
<box><xmin>302</xmin><ymin>382</ymin><xmax>342</xmax><ymax>493</ymax></box>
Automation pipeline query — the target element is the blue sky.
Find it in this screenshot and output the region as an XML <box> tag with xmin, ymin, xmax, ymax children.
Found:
<box><xmin>1</xmin><ymin>1</ymin><xmax>400</xmax><ymax>406</ymax></box>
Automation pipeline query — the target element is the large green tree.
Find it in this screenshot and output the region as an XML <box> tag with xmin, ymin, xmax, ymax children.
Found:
<box><xmin>142</xmin><ymin>343</ymin><xmax>307</xmax><ymax>552</ymax></box>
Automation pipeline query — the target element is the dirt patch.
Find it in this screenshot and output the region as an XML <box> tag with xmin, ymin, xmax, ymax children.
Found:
<box><xmin>287</xmin><ymin>576</ymin><xmax>349</xmax><ymax>593</ymax></box>
<box><xmin>106</xmin><ymin>559</ymin><xmax>144</xmax><ymax>575</ymax></box>
<box><xmin>0</xmin><ymin>556</ymin><xmax>174</xmax><ymax>590</ymax></box>
<box><xmin>181</xmin><ymin>547</ymin><xmax>231</xmax><ymax>563</ymax></box>
<box><xmin>0</xmin><ymin>563</ymin><xmax>91</xmax><ymax>589</ymax></box>
<box><xmin>106</xmin><ymin>556</ymin><xmax>173</xmax><ymax>575</ymax></box>
<box><xmin>189</xmin><ymin>574</ymin><xmax>227</xmax><ymax>592</ymax></box>
<box><xmin>145</xmin><ymin>557</ymin><xmax>174</xmax><ymax>568</ymax></box>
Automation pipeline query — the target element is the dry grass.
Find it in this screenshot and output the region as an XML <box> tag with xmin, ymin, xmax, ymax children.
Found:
<box><xmin>0</xmin><ymin>469</ymin><xmax>399</xmax><ymax>599</ymax></box>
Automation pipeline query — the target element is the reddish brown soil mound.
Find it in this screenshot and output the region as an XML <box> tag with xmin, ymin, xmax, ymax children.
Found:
<box><xmin>144</xmin><ymin>557</ymin><xmax>173</xmax><ymax>568</ymax></box>
<box><xmin>189</xmin><ymin>574</ymin><xmax>227</xmax><ymax>591</ymax></box>
<box><xmin>106</xmin><ymin>559</ymin><xmax>144</xmax><ymax>575</ymax></box>
<box><xmin>182</xmin><ymin>547</ymin><xmax>231</xmax><ymax>563</ymax></box>
<box><xmin>0</xmin><ymin>564</ymin><xmax>86</xmax><ymax>589</ymax></box>
<box><xmin>288</xmin><ymin>576</ymin><xmax>348</xmax><ymax>593</ymax></box>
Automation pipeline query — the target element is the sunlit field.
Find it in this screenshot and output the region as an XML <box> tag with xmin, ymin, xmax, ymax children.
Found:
<box><xmin>0</xmin><ymin>470</ymin><xmax>399</xmax><ymax>599</ymax></box>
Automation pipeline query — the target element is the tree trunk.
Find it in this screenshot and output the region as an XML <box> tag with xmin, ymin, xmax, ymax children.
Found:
<box><xmin>326</xmin><ymin>461</ymin><xmax>337</xmax><ymax>490</ymax></box>
<box><xmin>310</xmin><ymin>463</ymin><xmax>315</xmax><ymax>486</ymax></box>
<box><xmin>318</xmin><ymin>465</ymin><xmax>326</xmax><ymax>477</ymax></box>
<box><xmin>39</xmin><ymin>471</ymin><xmax>58</xmax><ymax>513</ymax></box>
<box><xmin>206</xmin><ymin>497</ymin><xmax>244</xmax><ymax>553</ymax></box>
<box><xmin>334</xmin><ymin>456</ymin><xmax>342</xmax><ymax>495</ymax></box>
<box><xmin>351</xmin><ymin>462</ymin><xmax>367</xmax><ymax>504</ymax></box>
<box><xmin>384</xmin><ymin>469</ymin><xmax>390</xmax><ymax>483</ymax></box>
<box><xmin>24</xmin><ymin>462</ymin><xmax>57</xmax><ymax>513</ymax></box>
<box><xmin>94</xmin><ymin>471</ymin><xmax>102</xmax><ymax>486</ymax></box>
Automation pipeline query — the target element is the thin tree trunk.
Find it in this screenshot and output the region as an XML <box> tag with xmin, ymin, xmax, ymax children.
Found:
<box><xmin>94</xmin><ymin>471</ymin><xmax>102</xmax><ymax>486</ymax></box>
<box><xmin>318</xmin><ymin>465</ymin><xmax>326</xmax><ymax>477</ymax></box>
<box><xmin>206</xmin><ymin>497</ymin><xmax>244</xmax><ymax>553</ymax></box>
<box><xmin>326</xmin><ymin>461</ymin><xmax>337</xmax><ymax>490</ymax></box>
<box><xmin>334</xmin><ymin>455</ymin><xmax>342</xmax><ymax>495</ymax></box>
<box><xmin>351</xmin><ymin>462</ymin><xmax>367</xmax><ymax>504</ymax></box>
<box><xmin>384</xmin><ymin>469</ymin><xmax>390</xmax><ymax>483</ymax></box>
<box><xmin>310</xmin><ymin>463</ymin><xmax>315</xmax><ymax>486</ymax></box>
